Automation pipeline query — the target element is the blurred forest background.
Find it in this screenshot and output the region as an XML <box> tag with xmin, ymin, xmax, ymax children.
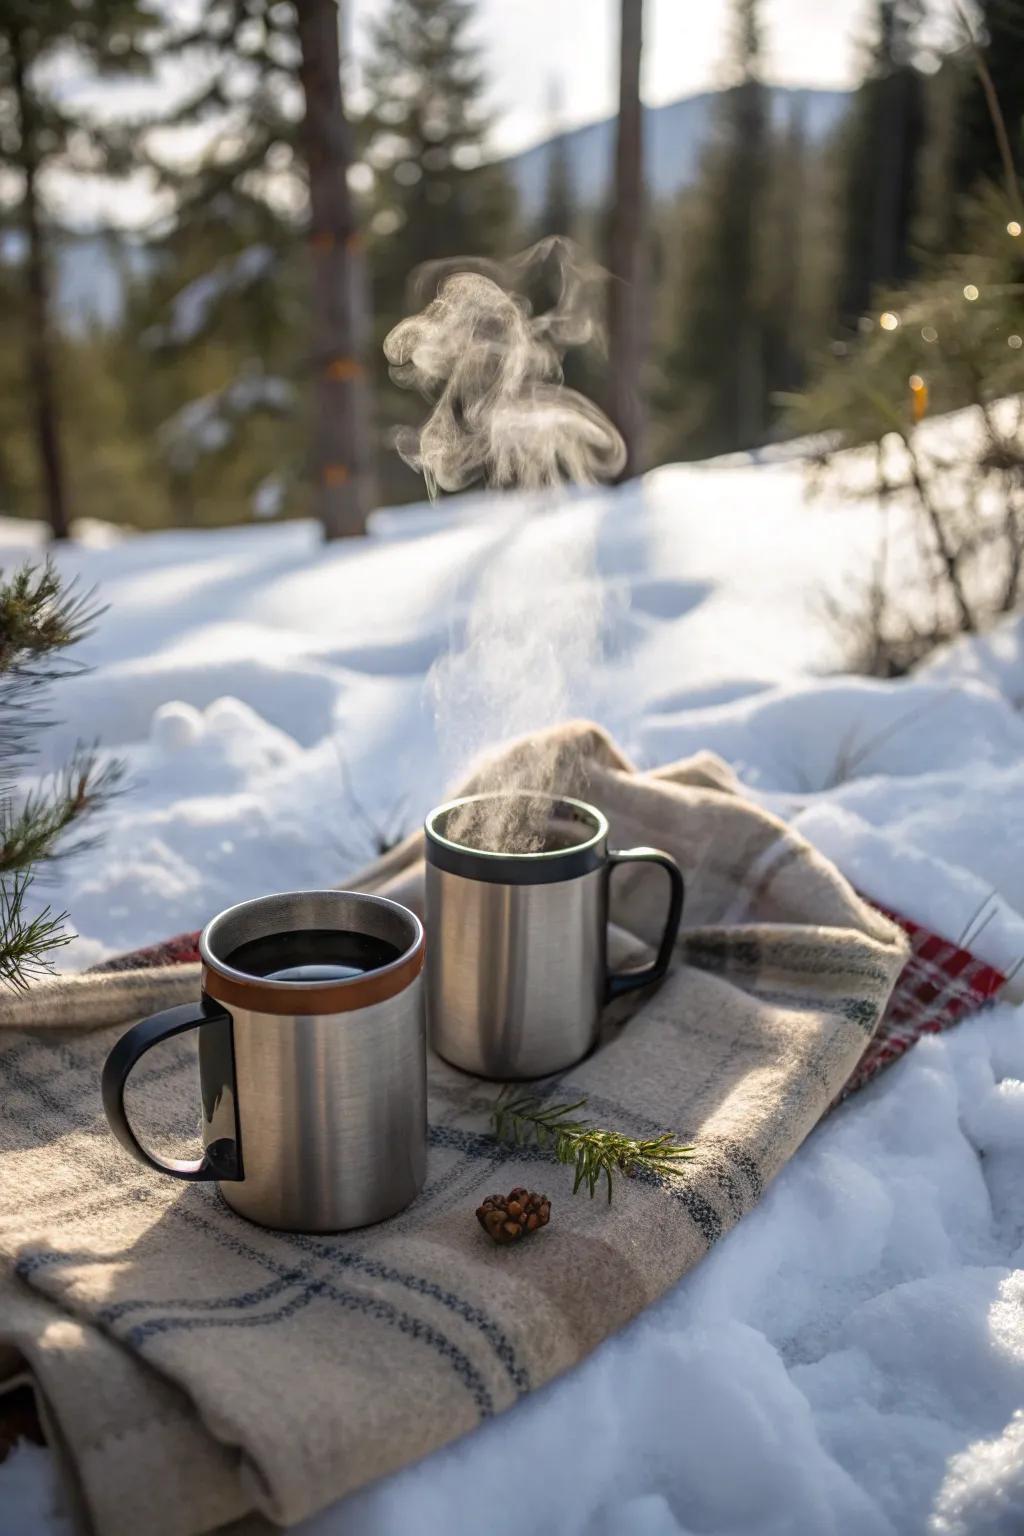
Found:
<box><xmin>0</xmin><ymin>0</ymin><xmax>1021</xmax><ymax>537</ymax></box>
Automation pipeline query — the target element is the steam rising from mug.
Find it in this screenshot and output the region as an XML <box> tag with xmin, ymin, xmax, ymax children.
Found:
<box><xmin>385</xmin><ymin>239</ymin><xmax>628</xmax><ymax>854</ymax></box>
<box><xmin>383</xmin><ymin>239</ymin><xmax>626</xmax><ymax>497</ymax></box>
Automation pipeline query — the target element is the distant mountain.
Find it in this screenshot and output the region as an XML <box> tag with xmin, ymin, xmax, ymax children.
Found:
<box><xmin>21</xmin><ymin>85</ymin><xmax>849</xmax><ymax>329</ymax></box>
<box><xmin>508</xmin><ymin>86</ymin><xmax>849</xmax><ymax>215</ymax></box>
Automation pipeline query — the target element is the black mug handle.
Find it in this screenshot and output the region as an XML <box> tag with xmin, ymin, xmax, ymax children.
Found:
<box><xmin>605</xmin><ymin>847</ymin><xmax>685</xmax><ymax>1001</ymax></box>
<box><xmin>101</xmin><ymin>1000</ymin><xmax>243</xmax><ymax>1182</ymax></box>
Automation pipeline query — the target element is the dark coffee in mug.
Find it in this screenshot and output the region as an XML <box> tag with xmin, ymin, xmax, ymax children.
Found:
<box><xmin>226</xmin><ymin>927</ymin><xmax>403</xmax><ymax>984</ymax></box>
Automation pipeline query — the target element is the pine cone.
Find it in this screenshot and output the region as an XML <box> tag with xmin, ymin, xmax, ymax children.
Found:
<box><xmin>476</xmin><ymin>1187</ymin><xmax>551</xmax><ymax>1244</ymax></box>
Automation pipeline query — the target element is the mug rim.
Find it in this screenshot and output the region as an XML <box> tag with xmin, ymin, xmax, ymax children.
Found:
<box><xmin>424</xmin><ymin>792</ymin><xmax>609</xmax><ymax>887</ymax></box>
<box><xmin>200</xmin><ymin>890</ymin><xmax>424</xmax><ymax>1016</ymax></box>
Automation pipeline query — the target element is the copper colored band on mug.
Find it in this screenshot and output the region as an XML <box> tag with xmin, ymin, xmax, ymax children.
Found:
<box><xmin>201</xmin><ymin>937</ymin><xmax>425</xmax><ymax>1017</ymax></box>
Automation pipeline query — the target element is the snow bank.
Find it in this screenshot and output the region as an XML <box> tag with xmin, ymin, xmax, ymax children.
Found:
<box><xmin>0</xmin><ymin>463</ymin><xmax>888</xmax><ymax>964</ymax></box>
<box><xmin>290</xmin><ymin>1002</ymin><xmax>1024</xmax><ymax>1536</ymax></box>
<box><xmin>638</xmin><ymin>672</ymin><xmax>1024</xmax><ymax>987</ymax></box>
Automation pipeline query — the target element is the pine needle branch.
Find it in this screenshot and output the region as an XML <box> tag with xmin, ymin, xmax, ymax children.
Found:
<box><xmin>0</xmin><ymin>563</ymin><xmax>125</xmax><ymax>985</ymax></box>
<box><xmin>490</xmin><ymin>1086</ymin><xmax>697</xmax><ymax>1203</ymax></box>
<box><xmin>0</xmin><ymin>562</ymin><xmax>99</xmax><ymax>681</ymax></box>
<box><xmin>0</xmin><ymin>874</ymin><xmax>71</xmax><ymax>991</ymax></box>
<box><xmin>0</xmin><ymin>746</ymin><xmax>126</xmax><ymax>877</ymax></box>
<box><xmin>0</xmin><ymin>564</ymin><xmax>104</xmax><ymax>787</ymax></box>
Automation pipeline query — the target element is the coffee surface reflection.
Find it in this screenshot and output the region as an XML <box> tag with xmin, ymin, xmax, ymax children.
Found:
<box><xmin>226</xmin><ymin>928</ymin><xmax>403</xmax><ymax>984</ymax></box>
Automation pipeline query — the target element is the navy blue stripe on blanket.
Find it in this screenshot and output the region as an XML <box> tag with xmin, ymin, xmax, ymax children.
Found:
<box><xmin>126</xmin><ymin>1280</ymin><xmax>496</xmax><ymax>1416</ymax></box>
<box><xmin>57</xmin><ymin>1212</ymin><xmax>531</xmax><ymax>1396</ymax></box>
<box><xmin>4</xmin><ymin>1051</ymin><xmax>528</xmax><ymax>1397</ymax></box>
<box><xmin>12</xmin><ymin>1256</ymin><xmax>301</xmax><ymax>1324</ymax></box>
<box><xmin>17</xmin><ymin>1246</ymin><xmax>495</xmax><ymax>1417</ymax></box>
<box><xmin>279</xmin><ymin>1231</ymin><xmax>530</xmax><ymax>1392</ymax></box>
<box><xmin>6</xmin><ymin>1173</ymin><xmax>530</xmax><ymax>1399</ymax></box>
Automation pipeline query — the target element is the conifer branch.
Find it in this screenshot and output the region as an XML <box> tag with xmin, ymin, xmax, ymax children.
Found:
<box><xmin>490</xmin><ymin>1086</ymin><xmax>696</xmax><ymax>1203</ymax></box>
<box><xmin>0</xmin><ymin>873</ymin><xmax>70</xmax><ymax>990</ymax></box>
<box><xmin>0</xmin><ymin>561</ymin><xmax>125</xmax><ymax>987</ymax></box>
<box><xmin>0</xmin><ymin>746</ymin><xmax>125</xmax><ymax>876</ymax></box>
<box><xmin>0</xmin><ymin>561</ymin><xmax>98</xmax><ymax>681</ymax></box>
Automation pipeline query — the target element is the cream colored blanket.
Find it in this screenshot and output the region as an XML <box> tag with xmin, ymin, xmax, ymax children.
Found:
<box><xmin>0</xmin><ymin>723</ymin><xmax>907</xmax><ymax>1536</ymax></box>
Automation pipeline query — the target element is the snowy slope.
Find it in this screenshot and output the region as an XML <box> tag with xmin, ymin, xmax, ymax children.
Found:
<box><xmin>0</xmin><ymin>462</ymin><xmax>888</xmax><ymax>966</ymax></box>
<box><xmin>3</xmin><ymin>455</ymin><xmax>1024</xmax><ymax>1536</ymax></box>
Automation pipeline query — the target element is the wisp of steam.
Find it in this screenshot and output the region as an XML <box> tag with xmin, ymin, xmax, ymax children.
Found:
<box><xmin>384</xmin><ymin>238</ymin><xmax>625</xmax><ymax>497</ymax></box>
<box><xmin>385</xmin><ymin>240</ymin><xmax>627</xmax><ymax>854</ymax></box>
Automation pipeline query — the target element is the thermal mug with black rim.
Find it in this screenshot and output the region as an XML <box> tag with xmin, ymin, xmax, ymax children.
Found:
<box><xmin>424</xmin><ymin>792</ymin><xmax>684</xmax><ymax>1079</ymax></box>
<box><xmin>101</xmin><ymin>890</ymin><xmax>426</xmax><ymax>1232</ymax></box>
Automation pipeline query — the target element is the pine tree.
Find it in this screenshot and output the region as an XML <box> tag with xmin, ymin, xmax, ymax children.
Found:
<box><xmin>0</xmin><ymin>252</ymin><xmax>172</xmax><ymax>531</ymax></box>
<box><xmin>296</xmin><ymin>0</ymin><xmax>374</xmax><ymax>538</ymax></box>
<box><xmin>140</xmin><ymin>0</ymin><xmax>374</xmax><ymax>537</ymax></box>
<box><xmin>360</xmin><ymin>0</ymin><xmax>516</xmax><ymax>502</ymax></box>
<box><xmin>913</xmin><ymin>50</ymin><xmax>962</xmax><ymax>260</ymax></box>
<box><xmin>836</xmin><ymin>1</ymin><xmax>927</xmax><ymax>328</ymax></box>
<box><xmin>759</xmin><ymin>96</ymin><xmax>808</xmax><ymax>398</ymax></box>
<box><xmin>656</xmin><ymin>0</ymin><xmax>769</xmax><ymax>458</ymax></box>
<box><xmin>608</xmin><ymin>0</ymin><xmax>647</xmax><ymax>479</ymax></box>
<box><xmin>0</xmin><ymin>562</ymin><xmax>122</xmax><ymax>987</ymax></box>
<box><xmin>791</xmin><ymin>186</ymin><xmax>1024</xmax><ymax>672</ymax></box>
<box><xmin>361</xmin><ymin>0</ymin><xmax>516</xmax><ymax>331</ymax></box>
<box><xmin>953</xmin><ymin>0</ymin><xmax>1024</xmax><ymax>207</ymax></box>
<box><xmin>0</xmin><ymin>1</ymin><xmax>155</xmax><ymax>541</ymax></box>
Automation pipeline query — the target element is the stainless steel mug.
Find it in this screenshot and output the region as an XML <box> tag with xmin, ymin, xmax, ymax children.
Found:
<box><xmin>425</xmin><ymin>792</ymin><xmax>684</xmax><ymax>1079</ymax></box>
<box><xmin>101</xmin><ymin>890</ymin><xmax>426</xmax><ymax>1231</ymax></box>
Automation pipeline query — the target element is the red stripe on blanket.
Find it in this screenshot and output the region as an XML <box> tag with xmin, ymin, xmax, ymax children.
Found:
<box><xmin>91</xmin><ymin>930</ymin><xmax>202</xmax><ymax>971</ymax></box>
<box><xmin>840</xmin><ymin>905</ymin><xmax>1006</xmax><ymax>1098</ymax></box>
<box><xmin>90</xmin><ymin>903</ymin><xmax>1009</xmax><ymax>1100</ymax></box>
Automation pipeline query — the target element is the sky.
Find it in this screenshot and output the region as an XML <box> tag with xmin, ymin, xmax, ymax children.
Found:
<box><xmin>349</xmin><ymin>0</ymin><xmax>872</xmax><ymax>155</ymax></box>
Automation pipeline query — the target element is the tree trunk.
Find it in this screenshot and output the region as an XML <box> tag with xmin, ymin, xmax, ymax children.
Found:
<box><xmin>870</xmin><ymin>74</ymin><xmax>907</xmax><ymax>286</ymax></box>
<box><xmin>608</xmin><ymin>0</ymin><xmax>647</xmax><ymax>480</ymax></box>
<box><xmin>12</xmin><ymin>33</ymin><xmax>70</xmax><ymax>542</ymax></box>
<box><xmin>295</xmin><ymin>0</ymin><xmax>374</xmax><ymax>540</ymax></box>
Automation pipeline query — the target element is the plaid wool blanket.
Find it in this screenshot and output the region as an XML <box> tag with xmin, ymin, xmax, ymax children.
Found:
<box><xmin>1</xmin><ymin>722</ymin><xmax>920</xmax><ymax>1536</ymax></box>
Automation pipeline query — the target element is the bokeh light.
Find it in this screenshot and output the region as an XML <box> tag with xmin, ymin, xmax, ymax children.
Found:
<box><xmin>963</xmin><ymin>284</ymin><xmax>979</xmax><ymax>301</ymax></box>
<box><xmin>879</xmin><ymin>311</ymin><xmax>899</xmax><ymax>331</ymax></box>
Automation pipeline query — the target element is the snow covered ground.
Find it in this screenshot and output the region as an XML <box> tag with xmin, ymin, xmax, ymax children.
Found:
<box><xmin>4</xmin><ymin>451</ymin><xmax>1024</xmax><ymax>1535</ymax></box>
<box><xmin>0</xmin><ymin>462</ymin><xmax>893</xmax><ymax>967</ymax></box>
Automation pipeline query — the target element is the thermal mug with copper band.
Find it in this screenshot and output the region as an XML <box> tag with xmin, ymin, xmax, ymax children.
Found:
<box><xmin>101</xmin><ymin>890</ymin><xmax>426</xmax><ymax>1232</ymax></box>
<box><xmin>424</xmin><ymin>792</ymin><xmax>684</xmax><ymax>1079</ymax></box>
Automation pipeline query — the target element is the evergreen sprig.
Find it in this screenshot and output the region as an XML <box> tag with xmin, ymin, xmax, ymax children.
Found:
<box><xmin>0</xmin><ymin>562</ymin><xmax>97</xmax><ymax>683</ymax></box>
<box><xmin>0</xmin><ymin>874</ymin><xmax>70</xmax><ymax>990</ymax></box>
<box><xmin>0</xmin><ymin>561</ymin><xmax>125</xmax><ymax>990</ymax></box>
<box><xmin>490</xmin><ymin>1086</ymin><xmax>696</xmax><ymax>1203</ymax></box>
<box><xmin>0</xmin><ymin>746</ymin><xmax>125</xmax><ymax>875</ymax></box>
